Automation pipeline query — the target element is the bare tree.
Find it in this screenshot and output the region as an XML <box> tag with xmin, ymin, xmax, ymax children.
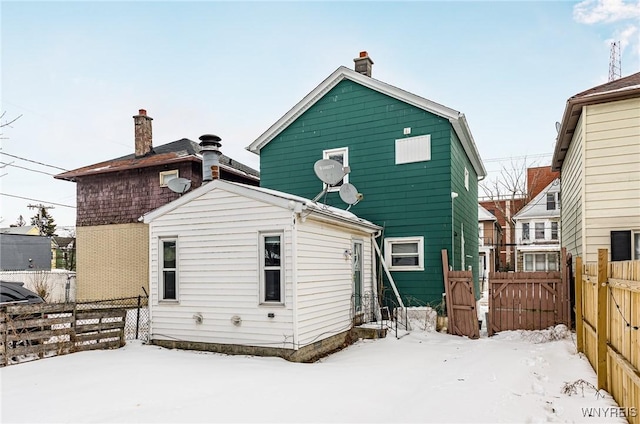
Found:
<box><xmin>0</xmin><ymin>111</ymin><xmax>22</xmax><ymax>138</ymax></box>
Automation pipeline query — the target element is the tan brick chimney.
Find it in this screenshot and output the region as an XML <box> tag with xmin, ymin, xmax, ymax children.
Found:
<box><xmin>133</xmin><ymin>109</ymin><xmax>153</xmax><ymax>157</ymax></box>
<box><xmin>354</xmin><ymin>51</ymin><xmax>374</xmax><ymax>77</ymax></box>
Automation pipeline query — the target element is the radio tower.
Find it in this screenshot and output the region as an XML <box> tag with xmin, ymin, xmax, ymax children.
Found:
<box><xmin>608</xmin><ymin>41</ymin><xmax>621</xmax><ymax>82</ymax></box>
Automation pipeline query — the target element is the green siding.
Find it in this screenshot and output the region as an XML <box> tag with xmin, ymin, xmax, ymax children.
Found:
<box><xmin>260</xmin><ymin>79</ymin><xmax>479</xmax><ymax>306</ymax></box>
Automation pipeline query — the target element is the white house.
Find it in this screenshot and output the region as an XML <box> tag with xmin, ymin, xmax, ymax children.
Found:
<box><xmin>513</xmin><ymin>178</ymin><xmax>561</xmax><ymax>272</ymax></box>
<box><xmin>142</xmin><ymin>179</ymin><xmax>382</xmax><ymax>362</ymax></box>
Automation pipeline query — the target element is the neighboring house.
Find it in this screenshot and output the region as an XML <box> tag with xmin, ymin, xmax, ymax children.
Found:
<box><xmin>0</xmin><ymin>234</ymin><xmax>51</xmax><ymax>271</ymax></box>
<box><xmin>54</xmin><ymin>109</ymin><xmax>260</xmax><ymax>300</ymax></box>
<box><xmin>478</xmin><ymin>166</ymin><xmax>558</xmax><ymax>271</ymax></box>
<box><xmin>478</xmin><ymin>204</ymin><xmax>501</xmax><ymax>288</ymax></box>
<box><xmin>512</xmin><ymin>178</ymin><xmax>561</xmax><ymax>272</ymax></box>
<box><xmin>247</xmin><ymin>52</ymin><xmax>486</xmax><ymax>306</ymax></box>
<box><xmin>552</xmin><ymin>72</ymin><xmax>640</xmax><ymax>263</ymax></box>
<box><xmin>142</xmin><ymin>178</ymin><xmax>381</xmax><ymax>362</ymax></box>
<box><xmin>0</xmin><ymin>225</ymin><xmax>40</xmax><ymax>236</ymax></box>
<box><xmin>51</xmin><ymin>236</ymin><xmax>76</xmax><ymax>270</ymax></box>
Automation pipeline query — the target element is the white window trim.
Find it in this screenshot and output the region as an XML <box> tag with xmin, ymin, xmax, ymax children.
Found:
<box><xmin>384</xmin><ymin>236</ymin><xmax>424</xmax><ymax>271</ymax></box>
<box><xmin>159</xmin><ymin>237</ymin><xmax>178</xmax><ymax>303</ymax></box>
<box><xmin>322</xmin><ymin>147</ymin><xmax>349</xmax><ymax>192</ymax></box>
<box><xmin>464</xmin><ymin>167</ymin><xmax>469</xmax><ymax>191</ymax></box>
<box><xmin>259</xmin><ymin>231</ymin><xmax>285</xmax><ymax>305</ymax></box>
<box><xmin>159</xmin><ymin>170</ymin><xmax>179</xmax><ymax>187</ymax></box>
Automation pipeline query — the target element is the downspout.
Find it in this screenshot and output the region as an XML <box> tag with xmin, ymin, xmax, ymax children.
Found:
<box><xmin>291</xmin><ymin>202</ymin><xmax>303</xmax><ymax>351</ymax></box>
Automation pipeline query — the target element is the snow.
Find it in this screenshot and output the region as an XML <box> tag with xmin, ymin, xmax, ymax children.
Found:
<box><xmin>0</xmin><ymin>323</ymin><xmax>624</xmax><ymax>423</ymax></box>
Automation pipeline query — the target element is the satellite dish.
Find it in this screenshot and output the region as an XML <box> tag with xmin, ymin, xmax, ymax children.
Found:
<box><xmin>167</xmin><ymin>177</ymin><xmax>192</xmax><ymax>195</ymax></box>
<box><xmin>555</xmin><ymin>121</ymin><xmax>561</xmax><ymax>133</ymax></box>
<box><xmin>339</xmin><ymin>183</ymin><xmax>363</xmax><ymax>211</ymax></box>
<box><xmin>314</xmin><ymin>159</ymin><xmax>348</xmax><ymax>186</ymax></box>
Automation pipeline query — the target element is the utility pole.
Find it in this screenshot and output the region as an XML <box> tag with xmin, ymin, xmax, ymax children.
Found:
<box><xmin>28</xmin><ymin>203</ymin><xmax>55</xmax><ymax>236</ymax></box>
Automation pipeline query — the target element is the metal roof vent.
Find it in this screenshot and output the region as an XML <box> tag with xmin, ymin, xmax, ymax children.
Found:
<box><xmin>199</xmin><ymin>134</ymin><xmax>222</xmax><ymax>183</ymax></box>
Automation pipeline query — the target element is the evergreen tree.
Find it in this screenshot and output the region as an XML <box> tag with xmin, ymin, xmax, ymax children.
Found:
<box><xmin>30</xmin><ymin>207</ymin><xmax>57</xmax><ymax>236</ymax></box>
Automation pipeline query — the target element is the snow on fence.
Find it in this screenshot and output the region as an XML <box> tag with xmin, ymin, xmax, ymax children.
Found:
<box><xmin>0</xmin><ymin>303</ymin><xmax>127</xmax><ymax>366</ymax></box>
<box><xmin>576</xmin><ymin>249</ymin><xmax>640</xmax><ymax>424</ymax></box>
<box><xmin>0</xmin><ymin>270</ymin><xmax>77</xmax><ymax>303</ymax></box>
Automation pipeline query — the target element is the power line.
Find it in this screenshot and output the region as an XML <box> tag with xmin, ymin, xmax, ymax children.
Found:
<box><xmin>0</xmin><ymin>192</ymin><xmax>75</xmax><ymax>208</ymax></box>
<box><xmin>0</xmin><ymin>151</ymin><xmax>69</xmax><ymax>172</ymax></box>
<box><xmin>0</xmin><ymin>161</ymin><xmax>57</xmax><ymax>176</ymax></box>
<box><xmin>483</xmin><ymin>153</ymin><xmax>553</xmax><ymax>163</ymax></box>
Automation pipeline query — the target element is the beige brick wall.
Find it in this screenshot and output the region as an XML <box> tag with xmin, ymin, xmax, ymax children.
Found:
<box><xmin>77</xmin><ymin>223</ymin><xmax>149</xmax><ymax>300</ymax></box>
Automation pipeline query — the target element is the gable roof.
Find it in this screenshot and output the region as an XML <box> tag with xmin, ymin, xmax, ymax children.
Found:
<box><xmin>142</xmin><ymin>179</ymin><xmax>381</xmax><ymax>232</ymax></box>
<box><xmin>513</xmin><ymin>178</ymin><xmax>560</xmax><ymax>220</ymax></box>
<box><xmin>54</xmin><ymin>138</ymin><xmax>260</xmax><ymax>182</ymax></box>
<box><xmin>552</xmin><ymin>72</ymin><xmax>640</xmax><ymax>171</ymax></box>
<box><xmin>0</xmin><ymin>225</ymin><xmax>39</xmax><ymax>235</ymax></box>
<box><xmin>246</xmin><ymin>66</ymin><xmax>486</xmax><ymax>178</ymax></box>
<box><xmin>478</xmin><ymin>204</ymin><xmax>497</xmax><ymax>222</ymax></box>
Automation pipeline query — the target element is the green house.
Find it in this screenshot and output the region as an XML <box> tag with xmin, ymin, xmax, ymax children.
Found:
<box><xmin>247</xmin><ymin>52</ymin><xmax>486</xmax><ymax>308</ymax></box>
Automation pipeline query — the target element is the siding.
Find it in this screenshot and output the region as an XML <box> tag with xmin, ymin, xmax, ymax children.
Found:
<box><xmin>450</xmin><ymin>130</ymin><xmax>480</xmax><ymax>295</ymax></box>
<box><xmin>295</xmin><ymin>218</ymin><xmax>373</xmax><ymax>345</ymax></box>
<box><xmin>76</xmin><ymin>162</ymin><xmax>202</xmax><ymax>226</ymax></box>
<box><xmin>561</xmin><ymin>113</ymin><xmax>585</xmax><ymax>259</ymax></box>
<box><xmin>260</xmin><ymin>79</ymin><xmax>460</xmax><ymax>305</ymax></box>
<box><xmin>76</xmin><ymin>223</ymin><xmax>148</xmax><ymax>300</ymax></box>
<box><xmin>583</xmin><ymin>98</ymin><xmax>640</xmax><ymax>262</ymax></box>
<box><xmin>149</xmin><ymin>188</ymin><xmax>296</xmax><ymax>348</ymax></box>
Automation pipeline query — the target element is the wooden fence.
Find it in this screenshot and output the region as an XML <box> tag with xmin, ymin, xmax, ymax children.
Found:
<box><xmin>441</xmin><ymin>249</ymin><xmax>479</xmax><ymax>339</ymax></box>
<box><xmin>576</xmin><ymin>249</ymin><xmax>639</xmax><ymax>424</ymax></box>
<box><xmin>488</xmin><ymin>249</ymin><xmax>570</xmax><ymax>336</ymax></box>
<box><xmin>0</xmin><ymin>303</ymin><xmax>126</xmax><ymax>366</ymax></box>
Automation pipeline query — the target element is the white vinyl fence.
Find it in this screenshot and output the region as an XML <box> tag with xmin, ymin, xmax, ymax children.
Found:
<box><xmin>0</xmin><ymin>270</ymin><xmax>76</xmax><ymax>303</ymax></box>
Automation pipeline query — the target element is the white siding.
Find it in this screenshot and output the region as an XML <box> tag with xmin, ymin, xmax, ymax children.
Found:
<box><xmin>149</xmin><ymin>188</ymin><xmax>296</xmax><ymax>348</ymax></box>
<box><xmin>295</xmin><ymin>218</ymin><xmax>374</xmax><ymax>346</ymax></box>
<box><xmin>561</xmin><ymin>112</ymin><xmax>585</xmax><ymax>259</ymax></box>
<box><xmin>583</xmin><ymin>98</ymin><xmax>640</xmax><ymax>262</ymax></box>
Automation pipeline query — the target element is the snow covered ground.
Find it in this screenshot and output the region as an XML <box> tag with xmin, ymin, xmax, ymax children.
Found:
<box><xmin>0</xmin><ymin>323</ymin><xmax>625</xmax><ymax>423</ymax></box>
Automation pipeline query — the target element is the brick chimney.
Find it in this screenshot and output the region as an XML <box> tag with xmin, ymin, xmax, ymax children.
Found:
<box><xmin>354</xmin><ymin>51</ymin><xmax>374</xmax><ymax>77</ymax></box>
<box><xmin>133</xmin><ymin>109</ymin><xmax>153</xmax><ymax>157</ymax></box>
<box><xmin>199</xmin><ymin>134</ymin><xmax>222</xmax><ymax>183</ymax></box>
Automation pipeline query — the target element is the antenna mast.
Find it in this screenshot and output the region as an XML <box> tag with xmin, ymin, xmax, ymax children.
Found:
<box><xmin>608</xmin><ymin>41</ymin><xmax>621</xmax><ymax>82</ymax></box>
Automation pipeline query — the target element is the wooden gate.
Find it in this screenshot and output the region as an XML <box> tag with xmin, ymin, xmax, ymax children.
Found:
<box><xmin>488</xmin><ymin>249</ymin><xmax>569</xmax><ymax>336</ymax></box>
<box><xmin>441</xmin><ymin>250</ymin><xmax>479</xmax><ymax>339</ymax></box>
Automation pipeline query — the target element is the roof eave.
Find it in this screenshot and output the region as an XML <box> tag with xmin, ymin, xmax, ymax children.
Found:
<box><xmin>552</xmin><ymin>85</ymin><xmax>640</xmax><ymax>171</ymax></box>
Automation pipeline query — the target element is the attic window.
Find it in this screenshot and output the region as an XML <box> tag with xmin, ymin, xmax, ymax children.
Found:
<box><xmin>160</xmin><ymin>170</ymin><xmax>179</xmax><ymax>187</ymax></box>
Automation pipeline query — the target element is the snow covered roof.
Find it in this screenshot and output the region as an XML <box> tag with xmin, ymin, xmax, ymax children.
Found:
<box><xmin>141</xmin><ymin>179</ymin><xmax>381</xmax><ymax>232</ymax></box>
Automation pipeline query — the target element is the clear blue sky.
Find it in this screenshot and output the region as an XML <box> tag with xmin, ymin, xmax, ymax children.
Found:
<box><xmin>2</xmin><ymin>0</ymin><xmax>639</xmax><ymax>227</ymax></box>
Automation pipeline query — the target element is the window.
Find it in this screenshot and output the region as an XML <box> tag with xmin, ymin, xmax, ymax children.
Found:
<box><xmin>635</xmin><ymin>232</ymin><xmax>640</xmax><ymax>260</ymax></box>
<box><xmin>160</xmin><ymin>239</ymin><xmax>177</xmax><ymax>301</ymax></box>
<box><xmin>522</xmin><ymin>223</ymin><xmax>530</xmax><ymax>240</ymax></box>
<box><xmin>395</xmin><ymin>135</ymin><xmax>431</xmax><ymax>164</ymax></box>
<box><xmin>464</xmin><ymin>167</ymin><xmax>469</xmax><ymax>191</ymax></box>
<box><xmin>535</xmin><ymin>222</ymin><xmax>545</xmax><ymax>240</ymax></box>
<box><xmin>160</xmin><ymin>170</ymin><xmax>179</xmax><ymax>187</ymax></box>
<box><xmin>551</xmin><ymin>222</ymin><xmax>558</xmax><ymax>240</ymax></box>
<box><xmin>523</xmin><ymin>252</ymin><xmax>559</xmax><ymax>272</ymax></box>
<box><xmin>546</xmin><ymin>192</ymin><xmax>561</xmax><ymax>210</ymax></box>
<box><xmin>384</xmin><ymin>237</ymin><xmax>424</xmax><ymax>271</ymax></box>
<box><xmin>260</xmin><ymin>232</ymin><xmax>283</xmax><ymax>304</ymax></box>
<box><xmin>524</xmin><ymin>254</ymin><xmax>534</xmax><ymax>271</ymax></box>
<box><xmin>322</xmin><ymin>147</ymin><xmax>348</xmax><ymax>191</ymax></box>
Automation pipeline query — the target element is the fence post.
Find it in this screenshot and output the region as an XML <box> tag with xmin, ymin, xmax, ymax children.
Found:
<box><xmin>596</xmin><ymin>248</ymin><xmax>608</xmax><ymax>390</ymax></box>
<box><xmin>575</xmin><ymin>256</ymin><xmax>584</xmax><ymax>353</ymax></box>
<box><xmin>136</xmin><ymin>295</ymin><xmax>141</xmax><ymax>340</ymax></box>
<box><xmin>1</xmin><ymin>310</ymin><xmax>6</xmax><ymax>367</ymax></box>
